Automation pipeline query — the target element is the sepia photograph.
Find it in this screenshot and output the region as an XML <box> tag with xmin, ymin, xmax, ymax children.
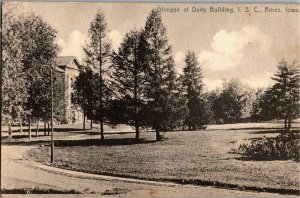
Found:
<box><xmin>1</xmin><ymin>1</ymin><xmax>299</xmax><ymax>197</ymax></box>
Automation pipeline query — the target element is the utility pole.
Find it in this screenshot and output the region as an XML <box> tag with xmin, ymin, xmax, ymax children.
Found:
<box><xmin>43</xmin><ymin>65</ymin><xmax>55</xmax><ymax>163</ymax></box>
<box><xmin>50</xmin><ymin>67</ymin><xmax>54</xmax><ymax>163</ymax></box>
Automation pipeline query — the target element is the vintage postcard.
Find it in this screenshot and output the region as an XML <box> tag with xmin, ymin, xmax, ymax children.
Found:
<box><xmin>1</xmin><ymin>1</ymin><xmax>299</xmax><ymax>197</ymax></box>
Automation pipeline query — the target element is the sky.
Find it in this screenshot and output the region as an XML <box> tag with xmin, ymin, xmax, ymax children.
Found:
<box><xmin>6</xmin><ymin>2</ymin><xmax>300</xmax><ymax>91</ymax></box>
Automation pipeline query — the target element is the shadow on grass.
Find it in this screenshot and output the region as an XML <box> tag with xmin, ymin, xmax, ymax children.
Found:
<box><xmin>85</xmin><ymin>131</ymin><xmax>135</xmax><ymax>135</ymax></box>
<box><xmin>249</xmin><ymin>129</ymin><xmax>300</xmax><ymax>134</ymax></box>
<box><xmin>233</xmin><ymin>155</ymin><xmax>299</xmax><ymax>162</ymax></box>
<box><xmin>2</xmin><ymin>137</ymin><xmax>159</xmax><ymax>147</ymax></box>
<box><xmin>1</xmin><ymin>132</ymin><xmax>135</xmax><ymax>143</ymax></box>
<box><xmin>227</xmin><ymin>127</ymin><xmax>283</xmax><ymax>131</ymax></box>
<box><xmin>54</xmin><ymin>138</ymin><xmax>157</xmax><ymax>147</ymax></box>
<box><xmin>48</xmin><ymin>128</ymin><xmax>89</xmax><ymax>133</ymax></box>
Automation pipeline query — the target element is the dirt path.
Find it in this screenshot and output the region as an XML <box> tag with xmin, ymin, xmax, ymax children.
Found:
<box><xmin>1</xmin><ymin>145</ymin><xmax>297</xmax><ymax>198</ymax></box>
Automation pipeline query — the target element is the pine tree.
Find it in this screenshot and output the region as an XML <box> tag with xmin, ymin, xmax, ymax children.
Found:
<box><xmin>181</xmin><ymin>51</ymin><xmax>208</xmax><ymax>130</ymax></box>
<box><xmin>110</xmin><ymin>29</ymin><xmax>147</xmax><ymax>140</ymax></box>
<box><xmin>270</xmin><ymin>59</ymin><xmax>300</xmax><ymax>130</ymax></box>
<box><xmin>170</xmin><ymin>77</ymin><xmax>189</xmax><ymax>130</ymax></box>
<box><xmin>143</xmin><ymin>10</ymin><xmax>178</xmax><ymax>140</ymax></box>
<box><xmin>83</xmin><ymin>10</ymin><xmax>112</xmax><ymax>140</ymax></box>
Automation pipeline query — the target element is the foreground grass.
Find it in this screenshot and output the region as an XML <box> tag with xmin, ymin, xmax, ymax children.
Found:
<box><xmin>25</xmin><ymin>125</ymin><xmax>299</xmax><ymax>192</ymax></box>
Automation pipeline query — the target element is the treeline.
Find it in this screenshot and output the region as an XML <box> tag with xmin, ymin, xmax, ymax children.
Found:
<box><xmin>208</xmin><ymin>63</ymin><xmax>299</xmax><ymax>126</ymax></box>
<box><xmin>2</xmin><ymin>8</ymin><xmax>299</xmax><ymax>142</ymax></box>
<box><xmin>2</xmin><ymin>6</ymin><xmax>66</xmax><ymax>139</ymax></box>
<box><xmin>72</xmin><ymin>9</ymin><xmax>299</xmax><ymax>141</ymax></box>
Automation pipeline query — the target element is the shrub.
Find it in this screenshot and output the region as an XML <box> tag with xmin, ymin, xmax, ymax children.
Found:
<box><xmin>237</xmin><ymin>132</ymin><xmax>300</xmax><ymax>160</ymax></box>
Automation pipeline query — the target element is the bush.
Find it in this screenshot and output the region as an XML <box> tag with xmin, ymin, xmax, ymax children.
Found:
<box><xmin>238</xmin><ymin>132</ymin><xmax>300</xmax><ymax>160</ymax></box>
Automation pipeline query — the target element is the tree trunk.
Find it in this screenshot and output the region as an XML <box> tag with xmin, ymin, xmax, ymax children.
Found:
<box><xmin>100</xmin><ymin>121</ymin><xmax>104</xmax><ymax>140</ymax></box>
<box><xmin>44</xmin><ymin>121</ymin><xmax>46</xmax><ymax>136</ymax></box>
<box><xmin>284</xmin><ymin>119</ymin><xmax>287</xmax><ymax>130</ymax></box>
<box><xmin>47</xmin><ymin>122</ymin><xmax>50</xmax><ymax>136</ymax></box>
<box><xmin>36</xmin><ymin>120</ymin><xmax>39</xmax><ymax>137</ymax></box>
<box><xmin>20</xmin><ymin>120</ymin><xmax>23</xmax><ymax>133</ymax></box>
<box><xmin>83</xmin><ymin>113</ymin><xmax>86</xmax><ymax>130</ymax></box>
<box><xmin>90</xmin><ymin>119</ymin><xmax>93</xmax><ymax>129</ymax></box>
<box><xmin>8</xmin><ymin>120</ymin><xmax>12</xmax><ymax>141</ymax></box>
<box><xmin>155</xmin><ymin>128</ymin><xmax>161</xmax><ymax>141</ymax></box>
<box><xmin>288</xmin><ymin>119</ymin><xmax>292</xmax><ymax>130</ymax></box>
<box><xmin>29</xmin><ymin>119</ymin><xmax>32</xmax><ymax>139</ymax></box>
<box><xmin>135</xmin><ymin>124</ymin><xmax>139</xmax><ymax>140</ymax></box>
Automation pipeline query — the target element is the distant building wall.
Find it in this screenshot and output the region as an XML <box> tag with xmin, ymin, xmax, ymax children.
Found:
<box><xmin>57</xmin><ymin>56</ymin><xmax>83</xmax><ymax>124</ymax></box>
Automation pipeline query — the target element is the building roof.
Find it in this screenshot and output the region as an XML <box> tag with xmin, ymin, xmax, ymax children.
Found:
<box><xmin>54</xmin><ymin>66</ymin><xmax>65</xmax><ymax>73</ymax></box>
<box><xmin>56</xmin><ymin>56</ymin><xmax>81</xmax><ymax>69</ymax></box>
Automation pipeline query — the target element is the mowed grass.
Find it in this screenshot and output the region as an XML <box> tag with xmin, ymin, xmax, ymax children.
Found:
<box><xmin>25</xmin><ymin>123</ymin><xmax>299</xmax><ymax>191</ymax></box>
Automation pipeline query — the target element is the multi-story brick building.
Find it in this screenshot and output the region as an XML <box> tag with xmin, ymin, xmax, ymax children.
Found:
<box><xmin>56</xmin><ymin>56</ymin><xmax>83</xmax><ymax>123</ymax></box>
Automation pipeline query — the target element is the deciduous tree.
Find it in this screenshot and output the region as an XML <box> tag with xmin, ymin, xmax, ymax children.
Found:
<box><xmin>211</xmin><ymin>79</ymin><xmax>252</xmax><ymax>123</ymax></box>
<box><xmin>17</xmin><ymin>14</ymin><xmax>62</xmax><ymax>138</ymax></box>
<box><xmin>72</xmin><ymin>69</ymin><xmax>94</xmax><ymax>129</ymax></box>
<box><xmin>2</xmin><ymin>7</ymin><xmax>28</xmax><ymax>139</ymax></box>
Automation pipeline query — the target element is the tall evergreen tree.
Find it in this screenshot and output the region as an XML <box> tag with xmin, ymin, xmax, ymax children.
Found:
<box><xmin>143</xmin><ymin>10</ymin><xmax>178</xmax><ymax>140</ymax></box>
<box><xmin>110</xmin><ymin>30</ymin><xmax>147</xmax><ymax>140</ymax></box>
<box><xmin>181</xmin><ymin>51</ymin><xmax>208</xmax><ymax>130</ymax></box>
<box><xmin>170</xmin><ymin>77</ymin><xmax>189</xmax><ymax>130</ymax></box>
<box><xmin>270</xmin><ymin>60</ymin><xmax>300</xmax><ymax>130</ymax></box>
<box><xmin>83</xmin><ymin>10</ymin><xmax>112</xmax><ymax>140</ymax></box>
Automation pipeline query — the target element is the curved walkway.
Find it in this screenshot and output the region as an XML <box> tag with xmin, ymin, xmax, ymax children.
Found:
<box><xmin>1</xmin><ymin>145</ymin><xmax>297</xmax><ymax>198</ymax></box>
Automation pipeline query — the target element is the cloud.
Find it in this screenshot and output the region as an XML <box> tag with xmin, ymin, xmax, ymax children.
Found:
<box><xmin>109</xmin><ymin>30</ymin><xmax>122</xmax><ymax>51</ymax></box>
<box><xmin>203</xmin><ymin>78</ymin><xmax>224</xmax><ymax>91</ymax></box>
<box><xmin>241</xmin><ymin>72</ymin><xmax>274</xmax><ymax>88</ymax></box>
<box><xmin>203</xmin><ymin>74</ymin><xmax>274</xmax><ymax>91</ymax></box>
<box><xmin>57</xmin><ymin>30</ymin><xmax>87</xmax><ymax>62</ymax></box>
<box><xmin>58</xmin><ymin>30</ymin><xmax>122</xmax><ymax>61</ymax></box>
<box><xmin>198</xmin><ymin>25</ymin><xmax>269</xmax><ymax>71</ymax></box>
<box><xmin>174</xmin><ymin>51</ymin><xmax>185</xmax><ymax>74</ymax></box>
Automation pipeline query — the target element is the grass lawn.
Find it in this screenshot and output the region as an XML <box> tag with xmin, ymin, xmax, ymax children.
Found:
<box><xmin>25</xmin><ymin>123</ymin><xmax>299</xmax><ymax>193</ymax></box>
